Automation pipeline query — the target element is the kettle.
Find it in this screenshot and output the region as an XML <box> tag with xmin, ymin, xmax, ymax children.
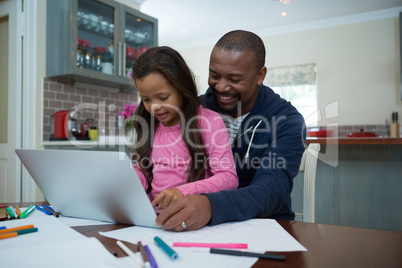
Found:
<box><xmin>53</xmin><ymin>110</ymin><xmax>77</xmax><ymax>139</ymax></box>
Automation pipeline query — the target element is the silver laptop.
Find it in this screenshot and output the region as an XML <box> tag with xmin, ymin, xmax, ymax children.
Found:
<box><xmin>15</xmin><ymin>149</ymin><xmax>158</xmax><ymax>228</ymax></box>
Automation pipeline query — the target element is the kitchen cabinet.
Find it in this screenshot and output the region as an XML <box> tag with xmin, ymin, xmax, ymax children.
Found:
<box><xmin>46</xmin><ymin>0</ymin><xmax>157</xmax><ymax>90</ymax></box>
<box><xmin>292</xmin><ymin>142</ymin><xmax>402</xmax><ymax>232</ymax></box>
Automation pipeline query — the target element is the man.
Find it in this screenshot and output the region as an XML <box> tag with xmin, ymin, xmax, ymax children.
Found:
<box><xmin>155</xmin><ymin>30</ymin><xmax>306</xmax><ymax>231</ymax></box>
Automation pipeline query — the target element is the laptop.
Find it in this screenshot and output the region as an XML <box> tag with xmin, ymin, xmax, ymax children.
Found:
<box><xmin>15</xmin><ymin>149</ymin><xmax>158</xmax><ymax>228</ymax></box>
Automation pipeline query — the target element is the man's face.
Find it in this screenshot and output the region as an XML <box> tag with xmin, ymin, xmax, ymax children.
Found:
<box><xmin>208</xmin><ymin>47</ymin><xmax>266</xmax><ymax>117</ymax></box>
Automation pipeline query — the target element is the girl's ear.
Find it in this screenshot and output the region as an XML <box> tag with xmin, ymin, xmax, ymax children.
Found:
<box><xmin>257</xmin><ymin>66</ymin><xmax>267</xmax><ymax>86</ymax></box>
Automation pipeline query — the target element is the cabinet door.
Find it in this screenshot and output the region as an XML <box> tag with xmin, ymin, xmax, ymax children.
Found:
<box><xmin>76</xmin><ymin>0</ymin><xmax>119</xmax><ymax>78</ymax></box>
<box><xmin>121</xmin><ymin>6</ymin><xmax>158</xmax><ymax>80</ymax></box>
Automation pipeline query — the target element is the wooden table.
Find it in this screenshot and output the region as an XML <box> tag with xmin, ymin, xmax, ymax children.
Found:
<box><xmin>3</xmin><ymin>203</ymin><xmax>402</xmax><ymax>267</ymax></box>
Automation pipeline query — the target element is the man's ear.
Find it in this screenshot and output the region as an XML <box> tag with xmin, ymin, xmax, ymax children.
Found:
<box><xmin>257</xmin><ymin>66</ymin><xmax>267</xmax><ymax>86</ymax></box>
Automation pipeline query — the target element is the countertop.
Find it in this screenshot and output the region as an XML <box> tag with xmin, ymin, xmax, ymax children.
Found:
<box><xmin>306</xmin><ymin>137</ymin><xmax>402</xmax><ymax>145</ymax></box>
<box><xmin>42</xmin><ymin>135</ymin><xmax>134</xmax><ymax>147</ymax></box>
<box><xmin>43</xmin><ymin>136</ymin><xmax>402</xmax><ymax>146</ymax></box>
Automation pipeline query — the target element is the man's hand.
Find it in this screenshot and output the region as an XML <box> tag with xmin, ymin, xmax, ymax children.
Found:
<box><xmin>151</xmin><ymin>188</ymin><xmax>184</xmax><ymax>209</ymax></box>
<box><xmin>154</xmin><ymin>195</ymin><xmax>212</xmax><ymax>231</ymax></box>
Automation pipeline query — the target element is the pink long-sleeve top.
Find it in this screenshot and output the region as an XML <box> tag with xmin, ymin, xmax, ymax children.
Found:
<box><xmin>134</xmin><ymin>105</ymin><xmax>238</xmax><ymax>201</ymax></box>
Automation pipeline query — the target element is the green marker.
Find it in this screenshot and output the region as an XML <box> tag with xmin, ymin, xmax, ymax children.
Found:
<box><xmin>154</xmin><ymin>236</ymin><xmax>179</xmax><ymax>260</ymax></box>
<box><xmin>20</xmin><ymin>205</ymin><xmax>35</xmax><ymax>219</ymax></box>
<box><xmin>16</xmin><ymin>227</ymin><xmax>38</xmax><ymax>235</ymax></box>
<box><xmin>5</xmin><ymin>207</ymin><xmax>15</xmax><ymax>219</ymax></box>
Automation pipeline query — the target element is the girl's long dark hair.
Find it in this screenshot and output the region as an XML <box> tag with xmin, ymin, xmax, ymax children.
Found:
<box><xmin>130</xmin><ymin>46</ymin><xmax>207</xmax><ymax>193</ymax></box>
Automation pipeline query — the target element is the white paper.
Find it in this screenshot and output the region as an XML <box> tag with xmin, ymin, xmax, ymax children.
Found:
<box><xmin>19</xmin><ymin>206</ymin><xmax>114</xmax><ymax>227</ymax></box>
<box><xmin>0</xmin><ymin>212</ymin><xmax>133</xmax><ymax>268</ymax></box>
<box><xmin>0</xmin><ymin>237</ymin><xmax>134</xmax><ymax>268</ymax></box>
<box><xmin>0</xmin><ymin>216</ymin><xmax>85</xmax><ymax>249</ymax></box>
<box><xmin>100</xmin><ymin>218</ymin><xmax>307</xmax><ymax>268</ymax></box>
<box><xmin>57</xmin><ymin>215</ymin><xmax>115</xmax><ymax>227</ymax></box>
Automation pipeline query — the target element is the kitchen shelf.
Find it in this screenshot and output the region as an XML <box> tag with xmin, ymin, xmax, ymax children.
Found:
<box><xmin>46</xmin><ymin>0</ymin><xmax>157</xmax><ymax>90</ymax></box>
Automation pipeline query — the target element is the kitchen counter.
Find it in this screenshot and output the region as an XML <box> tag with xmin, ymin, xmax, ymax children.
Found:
<box><xmin>306</xmin><ymin>137</ymin><xmax>402</xmax><ymax>145</ymax></box>
<box><xmin>42</xmin><ymin>135</ymin><xmax>134</xmax><ymax>151</ymax></box>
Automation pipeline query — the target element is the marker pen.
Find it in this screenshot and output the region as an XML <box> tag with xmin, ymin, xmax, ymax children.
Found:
<box><xmin>20</xmin><ymin>205</ymin><xmax>35</xmax><ymax>219</ymax></box>
<box><xmin>35</xmin><ymin>205</ymin><xmax>52</xmax><ymax>215</ymax></box>
<box><xmin>154</xmin><ymin>236</ymin><xmax>178</xmax><ymax>261</ymax></box>
<box><xmin>10</xmin><ymin>206</ymin><xmax>19</xmax><ymax>218</ymax></box>
<box><xmin>5</xmin><ymin>207</ymin><xmax>15</xmax><ymax>219</ymax></box>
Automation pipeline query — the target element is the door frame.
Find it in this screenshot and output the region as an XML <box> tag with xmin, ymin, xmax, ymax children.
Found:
<box><xmin>21</xmin><ymin>0</ymin><xmax>41</xmax><ymax>202</ymax></box>
<box><xmin>0</xmin><ymin>0</ymin><xmax>22</xmax><ymax>202</ymax></box>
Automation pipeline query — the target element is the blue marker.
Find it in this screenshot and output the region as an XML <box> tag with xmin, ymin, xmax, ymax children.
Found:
<box><xmin>42</xmin><ymin>205</ymin><xmax>59</xmax><ymax>217</ymax></box>
<box><xmin>154</xmin><ymin>236</ymin><xmax>178</xmax><ymax>261</ymax></box>
<box><xmin>42</xmin><ymin>205</ymin><xmax>55</xmax><ymax>212</ymax></box>
<box><xmin>35</xmin><ymin>205</ymin><xmax>52</xmax><ymax>215</ymax></box>
<box><xmin>0</xmin><ymin>226</ymin><xmax>6</xmax><ymax>230</ymax></box>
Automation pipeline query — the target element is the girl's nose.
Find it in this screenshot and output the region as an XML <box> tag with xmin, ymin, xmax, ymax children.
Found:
<box><xmin>151</xmin><ymin>103</ymin><xmax>162</xmax><ymax>112</ymax></box>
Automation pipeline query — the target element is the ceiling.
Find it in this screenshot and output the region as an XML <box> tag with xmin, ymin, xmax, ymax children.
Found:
<box><xmin>136</xmin><ymin>0</ymin><xmax>402</xmax><ymax>49</ymax></box>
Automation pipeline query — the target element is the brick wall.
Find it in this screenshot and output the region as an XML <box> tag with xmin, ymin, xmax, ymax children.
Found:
<box><xmin>43</xmin><ymin>78</ymin><xmax>137</xmax><ymax>141</ymax></box>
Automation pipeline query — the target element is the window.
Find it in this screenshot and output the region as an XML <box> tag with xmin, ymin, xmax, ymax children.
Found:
<box><xmin>267</xmin><ymin>64</ymin><xmax>318</xmax><ymax>125</ymax></box>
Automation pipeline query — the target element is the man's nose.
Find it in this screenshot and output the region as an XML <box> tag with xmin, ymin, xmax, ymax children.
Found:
<box><xmin>215</xmin><ymin>79</ymin><xmax>231</xmax><ymax>92</ymax></box>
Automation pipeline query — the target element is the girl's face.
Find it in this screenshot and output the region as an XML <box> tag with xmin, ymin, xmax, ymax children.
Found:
<box><xmin>136</xmin><ymin>72</ymin><xmax>183</xmax><ymax>127</ymax></box>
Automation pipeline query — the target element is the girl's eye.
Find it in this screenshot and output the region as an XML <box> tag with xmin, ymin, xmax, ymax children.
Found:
<box><xmin>160</xmin><ymin>96</ymin><xmax>169</xmax><ymax>101</ymax></box>
<box><xmin>142</xmin><ymin>99</ymin><xmax>150</xmax><ymax>103</ymax></box>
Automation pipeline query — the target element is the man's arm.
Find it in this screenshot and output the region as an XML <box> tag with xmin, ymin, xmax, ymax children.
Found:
<box><xmin>155</xmin><ymin>113</ymin><xmax>305</xmax><ymax>230</ymax></box>
<box><xmin>206</xmin><ymin>114</ymin><xmax>305</xmax><ymax>224</ymax></box>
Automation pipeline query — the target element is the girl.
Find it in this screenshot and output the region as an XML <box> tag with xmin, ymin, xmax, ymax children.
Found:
<box><xmin>130</xmin><ymin>46</ymin><xmax>238</xmax><ymax>210</ymax></box>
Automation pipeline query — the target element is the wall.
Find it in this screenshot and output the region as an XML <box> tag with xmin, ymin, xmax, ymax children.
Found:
<box><xmin>179</xmin><ymin>18</ymin><xmax>402</xmax><ymax>126</ymax></box>
<box><xmin>43</xmin><ymin>79</ymin><xmax>137</xmax><ymax>141</ymax></box>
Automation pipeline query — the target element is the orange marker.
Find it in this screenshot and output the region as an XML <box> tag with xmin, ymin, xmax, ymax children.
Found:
<box><xmin>0</xmin><ymin>224</ymin><xmax>34</xmax><ymax>234</ymax></box>
<box><xmin>0</xmin><ymin>232</ymin><xmax>18</xmax><ymax>240</ymax></box>
<box><xmin>15</xmin><ymin>206</ymin><xmax>21</xmax><ymax>218</ymax></box>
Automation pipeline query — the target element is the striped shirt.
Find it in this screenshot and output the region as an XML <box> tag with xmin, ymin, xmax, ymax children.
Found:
<box><xmin>219</xmin><ymin>113</ymin><xmax>249</xmax><ymax>144</ymax></box>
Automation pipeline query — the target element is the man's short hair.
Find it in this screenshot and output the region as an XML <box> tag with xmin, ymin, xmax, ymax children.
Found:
<box><xmin>215</xmin><ymin>30</ymin><xmax>266</xmax><ymax>71</ymax></box>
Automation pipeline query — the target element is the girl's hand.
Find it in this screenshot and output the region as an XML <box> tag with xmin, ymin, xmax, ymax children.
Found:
<box><xmin>151</xmin><ymin>188</ymin><xmax>184</xmax><ymax>209</ymax></box>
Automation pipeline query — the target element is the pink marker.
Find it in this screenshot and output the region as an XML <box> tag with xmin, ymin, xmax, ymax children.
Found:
<box><xmin>172</xmin><ymin>242</ymin><xmax>248</xmax><ymax>249</ymax></box>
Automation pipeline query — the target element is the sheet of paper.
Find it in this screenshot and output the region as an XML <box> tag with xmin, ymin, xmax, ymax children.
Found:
<box><xmin>101</xmin><ymin>218</ymin><xmax>307</xmax><ymax>252</ymax></box>
<box><xmin>0</xmin><ymin>237</ymin><xmax>134</xmax><ymax>268</ymax></box>
<box><xmin>100</xmin><ymin>218</ymin><xmax>307</xmax><ymax>268</ymax></box>
<box><xmin>19</xmin><ymin>206</ymin><xmax>114</xmax><ymax>227</ymax></box>
<box><xmin>0</xmin><ymin>216</ymin><xmax>85</xmax><ymax>249</ymax></box>
<box><xmin>57</xmin><ymin>215</ymin><xmax>115</xmax><ymax>227</ymax></box>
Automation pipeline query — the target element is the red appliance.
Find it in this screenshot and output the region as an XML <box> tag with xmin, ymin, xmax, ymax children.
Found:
<box><xmin>54</xmin><ymin>111</ymin><xmax>69</xmax><ymax>138</ymax></box>
<box><xmin>53</xmin><ymin>110</ymin><xmax>76</xmax><ymax>139</ymax></box>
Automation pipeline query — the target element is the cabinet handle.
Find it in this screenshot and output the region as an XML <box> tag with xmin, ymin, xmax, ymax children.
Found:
<box><xmin>123</xmin><ymin>43</ymin><xmax>127</xmax><ymax>79</ymax></box>
<box><xmin>118</xmin><ymin>42</ymin><xmax>122</xmax><ymax>77</ymax></box>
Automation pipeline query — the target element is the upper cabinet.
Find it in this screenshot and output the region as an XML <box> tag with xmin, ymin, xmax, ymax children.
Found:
<box><xmin>46</xmin><ymin>0</ymin><xmax>158</xmax><ymax>90</ymax></box>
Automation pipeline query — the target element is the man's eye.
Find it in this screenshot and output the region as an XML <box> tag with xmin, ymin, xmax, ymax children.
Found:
<box><xmin>229</xmin><ymin>78</ymin><xmax>240</xmax><ymax>83</ymax></box>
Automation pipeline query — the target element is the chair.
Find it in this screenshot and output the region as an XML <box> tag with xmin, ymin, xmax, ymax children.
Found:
<box><xmin>294</xmin><ymin>143</ymin><xmax>320</xmax><ymax>223</ymax></box>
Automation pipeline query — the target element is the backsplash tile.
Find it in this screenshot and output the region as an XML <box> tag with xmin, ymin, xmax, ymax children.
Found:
<box><xmin>43</xmin><ymin>78</ymin><xmax>137</xmax><ymax>141</ymax></box>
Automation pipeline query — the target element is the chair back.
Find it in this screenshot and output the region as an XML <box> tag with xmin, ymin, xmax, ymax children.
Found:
<box><xmin>295</xmin><ymin>143</ymin><xmax>320</xmax><ymax>223</ymax></box>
